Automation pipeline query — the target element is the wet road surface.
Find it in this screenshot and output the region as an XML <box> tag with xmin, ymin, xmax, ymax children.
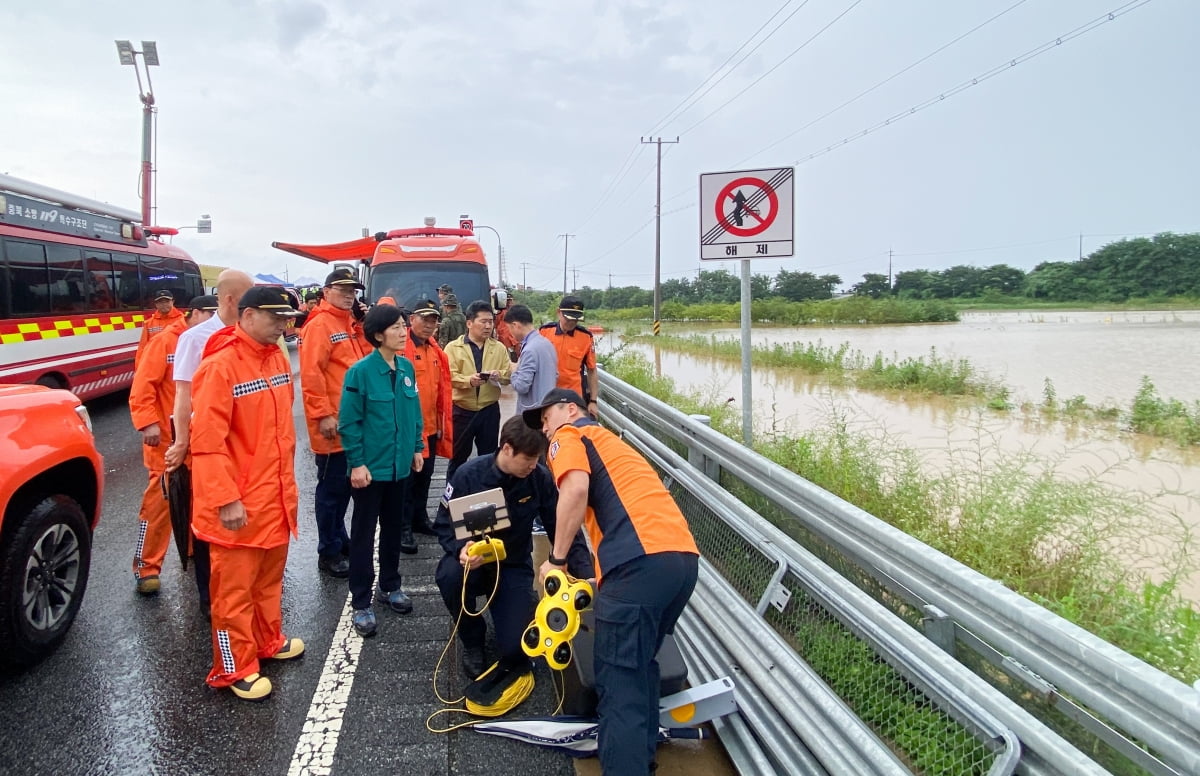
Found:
<box><xmin>0</xmin><ymin>372</ymin><xmax>576</xmax><ymax>776</ymax></box>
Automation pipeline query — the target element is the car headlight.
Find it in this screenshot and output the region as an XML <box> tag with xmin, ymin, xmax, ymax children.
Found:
<box><xmin>74</xmin><ymin>404</ymin><xmax>93</xmax><ymax>434</ymax></box>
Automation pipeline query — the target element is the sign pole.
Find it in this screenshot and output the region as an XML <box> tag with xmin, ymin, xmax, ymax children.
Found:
<box><xmin>740</xmin><ymin>259</ymin><xmax>752</xmax><ymax>446</ymax></box>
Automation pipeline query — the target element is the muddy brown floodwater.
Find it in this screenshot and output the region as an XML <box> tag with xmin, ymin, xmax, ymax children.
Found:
<box><xmin>598</xmin><ymin>310</ymin><xmax>1200</xmax><ymax>603</ymax></box>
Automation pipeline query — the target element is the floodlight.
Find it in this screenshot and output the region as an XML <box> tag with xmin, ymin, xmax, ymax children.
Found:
<box><xmin>141</xmin><ymin>41</ymin><xmax>159</xmax><ymax>66</ymax></box>
<box><xmin>197</xmin><ymin>215</ymin><xmax>212</xmax><ymax>234</ymax></box>
<box><xmin>116</xmin><ymin>40</ymin><xmax>135</xmax><ymax>66</ymax></box>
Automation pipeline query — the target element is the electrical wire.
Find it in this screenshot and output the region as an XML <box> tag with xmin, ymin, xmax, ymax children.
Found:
<box><xmin>645</xmin><ymin>0</ymin><xmax>811</xmax><ymax>136</ymax></box>
<box><xmin>735</xmin><ymin>0</ymin><xmax>1031</xmax><ymax>166</ymax></box>
<box><xmin>678</xmin><ymin>0</ymin><xmax>864</xmax><ymax>136</ymax></box>
<box><xmin>792</xmin><ymin>0</ymin><xmax>1153</xmax><ymax>167</ymax></box>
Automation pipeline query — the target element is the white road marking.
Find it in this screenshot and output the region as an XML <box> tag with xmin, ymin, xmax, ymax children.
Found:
<box><xmin>287</xmin><ymin>593</ymin><xmax>362</xmax><ymax>776</ymax></box>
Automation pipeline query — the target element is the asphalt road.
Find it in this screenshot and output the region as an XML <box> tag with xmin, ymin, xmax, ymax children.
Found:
<box><xmin>0</xmin><ymin>350</ymin><xmax>578</xmax><ymax>776</ymax></box>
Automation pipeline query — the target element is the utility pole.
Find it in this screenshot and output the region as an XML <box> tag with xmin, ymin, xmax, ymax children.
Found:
<box><xmin>520</xmin><ymin>262</ymin><xmax>531</xmax><ymax>290</ymax></box>
<box><xmin>1079</xmin><ymin>232</ymin><xmax>1083</xmax><ymax>260</ymax></box>
<box><xmin>888</xmin><ymin>248</ymin><xmax>893</xmax><ymax>289</ymax></box>
<box><xmin>641</xmin><ymin>136</ymin><xmax>679</xmax><ymax>335</ymax></box>
<box><xmin>571</xmin><ymin>266</ymin><xmax>580</xmax><ymax>292</ymax></box>
<box><xmin>559</xmin><ymin>233</ymin><xmax>575</xmax><ymax>296</ymax></box>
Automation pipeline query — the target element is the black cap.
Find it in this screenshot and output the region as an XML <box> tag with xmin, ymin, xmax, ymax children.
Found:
<box><xmin>324</xmin><ymin>268</ymin><xmax>365</xmax><ymax>290</ymax></box>
<box><xmin>522</xmin><ymin>388</ymin><xmax>587</xmax><ymax>429</ymax></box>
<box><xmin>410</xmin><ymin>299</ymin><xmax>442</xmax><ymax>319</ymax></box>
<box><xmin>437</xmin><ymin>283</ymin><xmax>454</xmax><ymax>293</ymax></box>
<box><xmin>153</xmin><ymin>289</ymin><xmax>175</xmax><ymax>301</ymax></box>
<box><xmin>558</xmin><ymin>295</ymin><xmax>585</xmax><ymax>320</ymax></box>
<box><xmin>304</xmin><ymin>290</ymin><xmax>320</xmax><ymax>302</ymax></box>
<box><xmin>188</xmin><ymin>294</ymin><xmax>218</xmax><ymax>311</ymax></box>
<box><xmin>239</xmin><ymin>286</ymin><xmax>302</xmax><ymax>316</ymax></box>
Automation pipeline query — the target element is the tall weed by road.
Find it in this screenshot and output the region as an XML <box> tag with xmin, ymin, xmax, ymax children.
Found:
<box><xmin>1129</xmin><ymin>376</ymin><xmax>1200</xmax><ymax>446</ymax></box>
<box><xmin>605</xmin><ymin>353</ymin><xmax>1200</xmax><ymax>681</ymax></box>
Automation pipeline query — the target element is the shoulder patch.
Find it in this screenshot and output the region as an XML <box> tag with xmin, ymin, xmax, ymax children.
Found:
<box><xmin>439</xmin><ymin>482</ymin><xmax>453</xmax><ymax>507</ymax></box>
<box><xmin>549</xmin><ymin>440</ymin><xmax>560</xmax><ymax>460</ymax></box>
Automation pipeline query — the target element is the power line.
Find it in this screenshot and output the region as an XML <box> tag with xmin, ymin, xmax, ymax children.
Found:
<box><xmin>569</xmin><ymin>141</ymin><xmax>646</xmax><ymax>233</ymax></box>
<box><xmin>646</xmin><ymin>0</ymin><xmax>812</xmax><ymax>136</ymax></box>
<box><xmin>735</xmin><ymin>0</ymin><xmax>1031</xmax><ymax>166</ymax></box>
<box><xmin>678</xmin><ymin>0</ymin><xmax>865</xmax><ymax>136</ymax></box>
<box><xmin>792</xmin><ymin>0</ymin><xmax>1153</xmax><ymax>167</ymax></box>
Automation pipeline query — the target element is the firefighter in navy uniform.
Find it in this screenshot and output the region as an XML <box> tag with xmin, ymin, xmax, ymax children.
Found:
<box><xmin>432</xmin><ymin>416</ymin><xmax>593</xmax><ymax>680</ymax></box>
<box><xmin>538</xmin><ymin>295</ymin><xmax>599</xmax><ymax>417</ymax></box>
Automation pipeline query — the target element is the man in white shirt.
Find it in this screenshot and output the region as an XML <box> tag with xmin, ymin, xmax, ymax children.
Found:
<box><xmin>164</xmin><ymin>269</ymin><xmax>254</xmax><ymax>615</ymax></box>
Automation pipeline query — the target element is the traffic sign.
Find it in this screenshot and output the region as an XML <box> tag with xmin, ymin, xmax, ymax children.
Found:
<box><xmin>699</xmin><ymin>167</ymin><xmax>794</xmax><ymax>260</ymax></box>
<box><xmin>459</xmin><ymin>218</ymin><xmax>474</xmax><ymax>232</ymax></box>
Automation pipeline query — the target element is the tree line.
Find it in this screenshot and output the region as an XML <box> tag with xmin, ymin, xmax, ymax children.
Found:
<box><xmin>513</xmin><ymin>232</ymin><xmax>1200</xmax><ymax>310</ymax></box>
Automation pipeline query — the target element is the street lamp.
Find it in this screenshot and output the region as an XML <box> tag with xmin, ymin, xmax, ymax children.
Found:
<box><xmin>115</xmin><ymin>40</ymin><xmax>160</xmax><ymax>226</ymax></box>
<box><xmin>473</xmin><ymin>224</ymin><xmax>505</xmax><ymax>287</ymax></box>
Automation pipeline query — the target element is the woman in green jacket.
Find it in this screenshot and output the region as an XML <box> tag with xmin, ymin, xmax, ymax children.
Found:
<box><xmin>339</xmin><ymin>304</ymin><xmax>424</xmax><ymax>637</ymax></box>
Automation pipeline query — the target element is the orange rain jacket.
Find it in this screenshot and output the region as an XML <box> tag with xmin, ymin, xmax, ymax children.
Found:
<box><xmin>539</xmin><ymin>322</ymin><xmax>597</xmax><ymax>399</ymax></box>
<box><xmin>135</xmin><ymin>306</ymin><xmax>184</xmax><ymax>366</ymax></box>
<box><xmin>129</xmin><ymin>317</ymin><xmax>187</xmax><ymax>469</ymax></box>
<box><xmin>190</xmin><ymin>325</ymin><xmax>299</xmax><ymax>549</ymax></box>
<box><xmin>298</xmin><ymin>300</ymin><xmax>370</xmax><ymax>455</ymax></box>
<box><xmin>404</xmin><ymin>333</ymin><xmax>454</xmax><ymax>458</ymax></box>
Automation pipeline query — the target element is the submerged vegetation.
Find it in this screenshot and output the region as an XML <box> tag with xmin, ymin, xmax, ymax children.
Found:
<box><xmin>605</xmin><ymin>352</ymin><xmax>1200</xmax><ymax>682</ymax></box>
<box><xmin>623</xmin><ymin>332</ymin><xmax>1199</xmax><ymax>448</ymax></box>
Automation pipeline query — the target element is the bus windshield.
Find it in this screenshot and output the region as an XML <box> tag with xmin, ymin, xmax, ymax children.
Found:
<box><xmin>369</xmin><ymin>262</ymin><xmax>490</xmax><ymax>312</ymax></box>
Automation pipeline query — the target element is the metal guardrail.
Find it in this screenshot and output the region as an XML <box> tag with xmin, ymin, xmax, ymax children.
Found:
<box><xmin>598</xmin><ymin>370</ymin><xmax>1200</xmax><ymax>776</ymax></box>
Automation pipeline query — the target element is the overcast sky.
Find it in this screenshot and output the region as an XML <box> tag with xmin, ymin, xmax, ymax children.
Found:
<box><xmin>2</xmin><ymin>0</ymin><xmax>1196</xmax><ymax>292</ymax></box>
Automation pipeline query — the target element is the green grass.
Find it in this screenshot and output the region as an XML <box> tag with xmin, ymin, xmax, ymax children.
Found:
<box><xmin>604</xmin><ymin>352</ymin><xmax>1200</xmax><ymax>683</ymax></box>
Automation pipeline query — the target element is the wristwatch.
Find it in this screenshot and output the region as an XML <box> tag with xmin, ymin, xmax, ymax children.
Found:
<box><xmin>548</xmin><ymin>553</ymin><xmax>568</xmax><ymax>566</ymax></box>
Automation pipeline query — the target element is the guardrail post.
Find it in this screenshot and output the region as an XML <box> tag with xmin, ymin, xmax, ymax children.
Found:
<box><xmin>687</xmin><ymin>414</ymin><xmax>721</xmax><ymax>481</ymax></box>
<box><xmin>922</xmin><ymin>605</ymin><xmax>956</xmax><ymax>658</ymax></box>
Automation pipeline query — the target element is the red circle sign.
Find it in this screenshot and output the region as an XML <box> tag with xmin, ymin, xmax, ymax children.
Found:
<box><xmin>715</xmin><ymin>177</ymin><xmax>778</xmax><ymax>237</ymax></box>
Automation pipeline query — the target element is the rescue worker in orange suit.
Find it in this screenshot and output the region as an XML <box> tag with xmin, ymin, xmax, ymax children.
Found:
<box><xmin>298</xmin><ymin>268</ymin><xmax>370</xmax><ymax>578</ymax></box>
<box><xmin>135</xmin><ymin>289</ymin><xmax>184</xmax><ymax>366</ymax></box>
<box><xmin>491</xmin><ymin>289</ymin><xmax>519</xmax><ymax>357</ymax></box>
<box><xmin>526</xmin><ymin>388</ymin><xmax>699</xmax><ymax>776</ymax></box>
<box><xmin>190</xmin><ymin>286</ymin><xmax>305</xmax><ymax>701</ymax></box>
<box><xmin>402</xmin><ymin>300</ymin><xmax>454</xmax><ymax>550</ymax></box>
<box><xmin>539</xmin><ymin>295</ymin><xmax>599</xmax><ymax>419</ymax></box>
<box><xmin>127</xmin><ymin>295</ymin><xmax>218</xmax><ymax>595</ymax></box>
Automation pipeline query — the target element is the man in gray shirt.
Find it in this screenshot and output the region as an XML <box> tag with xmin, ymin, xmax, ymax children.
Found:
<box><xmin>505</xmin><ymin>304</ymin><xmax>558</xmax><ymax>414</ymax></box>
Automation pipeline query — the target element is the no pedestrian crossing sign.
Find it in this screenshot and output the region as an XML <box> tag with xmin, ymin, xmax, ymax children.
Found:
<box><xmin>699</xmin><ymin>167</ymin><xmax>794</xmax><ymax>260</ymax></box>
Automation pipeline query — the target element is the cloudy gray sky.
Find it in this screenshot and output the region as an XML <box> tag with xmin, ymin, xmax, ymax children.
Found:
<box><xmin>2</xmin><ymin>0</ymin><xmax>1195</xmax><ymax>291</ymax></box>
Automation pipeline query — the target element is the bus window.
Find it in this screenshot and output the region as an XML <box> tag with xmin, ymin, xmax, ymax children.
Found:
<box><xmin>47</xmin><ymin>244</ymin><xmax>86</xmax><ymax>313</ymax></box>
<box><xmin>84</xmin><ymin>250</ymin><xmax>116</xmax><ymax>311</ymax></box>
<box><xmin>139</xmin><ymin>255</ymin><xmax>186</xmax><ymax>307</ymax></box>
<box><xmin>113</xmin><ymin>252</ymin><xmax>141</xmax><ymax>309</ymax></box>
<box><xmin>4</xmin><ymin>240</ymin><xmax>51</xmax><ymax>317</ymax></box>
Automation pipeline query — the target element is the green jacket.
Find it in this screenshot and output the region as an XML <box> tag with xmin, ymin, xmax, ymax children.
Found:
<box><xmin>338</xmin><ymin>349</ymin><xmax>424</xmax><ymax>481</ymax></box>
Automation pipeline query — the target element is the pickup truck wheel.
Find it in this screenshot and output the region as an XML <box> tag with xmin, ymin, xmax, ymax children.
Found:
<box><xmin>0</xmin><ymin>495</ymin><xmax>92</xmax><ymax>669</ymax></box>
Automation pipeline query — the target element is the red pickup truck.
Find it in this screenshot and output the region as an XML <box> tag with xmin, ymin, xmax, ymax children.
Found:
<box><xmin>0</xmin><ymin>384</ymin><xmax>103</xmax><ymax>668</ymax></box>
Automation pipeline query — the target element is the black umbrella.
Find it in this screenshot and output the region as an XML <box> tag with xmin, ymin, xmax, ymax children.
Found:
<box><xmin>161</xmin><ymin>465</ymin><xmax>192</xmax><ymax>571</ymax></box>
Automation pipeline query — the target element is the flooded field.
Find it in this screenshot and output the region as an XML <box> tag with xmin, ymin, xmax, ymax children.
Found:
<box><xmin>598</xmin><ymin>310</ymin><xmax>1200</xmax><ymax>602</ymax></box>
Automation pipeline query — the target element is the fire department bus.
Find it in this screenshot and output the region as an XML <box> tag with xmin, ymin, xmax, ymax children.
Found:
<box><xmin>272</xmin><ymin>217</ymin><xmax>490</xmax><ymax>311</ymax></box>
<box><xmin>0</xmin><ymin>174</ymin><xmax>202</xmax><ymax>400</ymax></box>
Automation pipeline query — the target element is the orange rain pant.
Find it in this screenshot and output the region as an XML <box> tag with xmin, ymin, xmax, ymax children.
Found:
<box><xmin>133</xmin><ymin>448</ymin><xmax>172</xmax><ymax>580</ymax></box>
<box><xmin>206</xmin><ymin>543</ymin><xmax>289</xmax><ymax>688</ymax></box>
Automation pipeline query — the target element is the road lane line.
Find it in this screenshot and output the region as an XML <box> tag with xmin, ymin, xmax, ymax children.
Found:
<box><xmin>287</xmin><ymin>593</ymin><xmax>361</xmax><ymax>776</ymax></box>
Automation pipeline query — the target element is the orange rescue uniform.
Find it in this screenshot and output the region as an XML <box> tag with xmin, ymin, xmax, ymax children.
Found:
<box><xmin>404</xmin><ymin>334</ymin><xmax>454</xmax><ymax>458</ymax></box>
<box><xmin>190</xmin><ymin>325</ymin><xmax>299</xmax><ymax>688</ymax></box>
<box><xmin>135</xmin><ymin>306</ymin><xmax>184</xmax><ymax>366</ymax></box>
<box><xmin>127</xmin><ymin>316</ymin><xmax>187</xmax><ymax>580</ymax></box>
<box><xmin>298</xmin><ymin>300</ymin><xmax>370</xmax><ymax>455</ymax></box>
<box><xmin>539</xmin><ymin>322</ymin><xmax>597</xmax><ymax>399</ymax></box>
<box><xmin>546</xmin><ymin>418</ymin><xmax>698</xmax><ymax>580</ymax></box>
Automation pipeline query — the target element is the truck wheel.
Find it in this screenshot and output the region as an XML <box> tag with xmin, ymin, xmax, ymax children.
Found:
<box><xmin>0</xmin><ymin>495</ymin><xmax>92</xmax><ymax>669</ymax></box>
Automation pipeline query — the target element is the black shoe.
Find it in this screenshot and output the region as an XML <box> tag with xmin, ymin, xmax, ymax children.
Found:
<box><xmin>318</xmin><ymin>554</ymin><xmax>350</xmax><ymax>578</ymax></box>
<box><xmin>412</xmin><ymin>518</ymin><xmax>437</xmax><ymax>536</ymax></box>
<box><xmin>461</xmin><ymin>645</ymin><xmax>486</xmax><ymax>679</ymax></box>
<box><xmin>378</xmin><ymin>588</ymin><xmax>413</xmax><ymax>614</ymax></box>
<box><xmin>399</xmin><ymin>528</ymin><xmax>417</xmax><ymax>554</ymax></box>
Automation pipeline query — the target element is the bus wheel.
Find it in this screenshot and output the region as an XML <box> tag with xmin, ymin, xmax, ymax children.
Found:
<box><xmin>34</xmin><ymin>375</ymin><xmax>63</xmax><ymax>390</ymax></box>
<box><xmin>0</xmin><ymin>496</ymin><xmax>92</xmax><ymax>669</ymax></box>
